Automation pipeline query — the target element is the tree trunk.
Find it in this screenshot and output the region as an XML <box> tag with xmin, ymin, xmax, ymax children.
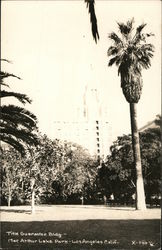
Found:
<box><xmin>130</xmin><ymin>103</ymin><xmax>146</xmax><ymax>210</ymax></box>
<box><xmin>81</xmin><ymin>196</ymin><xmax>84</xmax><ymax>205</ymax></box>
<box><xmin>8</xmin><ymin>186</ymin><xmax>11</xmax><ymax>207</ymax></box>
<box><xmin>31</xmin><ymin>189</ymin><xmax>35</xmax><ymax>214</ymax></box>
<box><xmin>103</xmin><ymin>195</ymin><xmax>107</xmax><ymax>205</ymax></box>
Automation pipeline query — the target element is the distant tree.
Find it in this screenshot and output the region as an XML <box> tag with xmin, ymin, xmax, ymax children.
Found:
<box><xmin>103</xmin><ymin>116</ymin><xmax>161</xmax><ymax>205</ymax></box>
<box><xmin>1</xmin><ymin>135</ymin><xmax>66</xmax><ymax>206</ymax></box>
<box><xmin>1</xmin><ymin>148</ymin><xmax>26</xmax><ymax>206</ymax></box>
<box><xmin>61</xmin><ymin>143</ymin><xmax>98</xmax><ymax>204</ymax></box>
<box><xmin>107</xmin><ymin>19</ymin><xmax>154</xmax><ymax>210</ymax></box>
<box><xmin>1</xmin><ymin>133</ymin><xmax>99</xmax><ymax>206</ymax></box>
<box><xmin>25</xmin><ymin>138</ymin><xmax>98</xmax><ymax>205</ymax></box>
<box><xmin>96</xmin><ymin>163</ymin><xmax>115</xmax><ymax>204</ymax></box>
<box><xmin>40</xmin><ymin>140</ymin><xmax>98</xmax><ymax>204</ymax></box>
<box><xmin>104</xmin><ymin>135</ymin><xmax>136</xmax><ymax>203</ymax></box>
<box><xmin>139</xmin><ymin>116</ymin><xmax>161</xmax><ymax>203</ymax></box>
<box><xmin>0</xmin><ymin>60</ymin><xmax>38</xmax><ymax>155</ymax></box>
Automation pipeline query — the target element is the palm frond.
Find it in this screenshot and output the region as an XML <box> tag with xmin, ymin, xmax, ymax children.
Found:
<box><xmin>1</xmin><ymin>134</ymin><xmax>25</xmax><ymax>155</ymax></box>
<box><xmin>1</xmin><ymin>110</ymin><xmax>37</xmax><ymax>131</ymax></box>
<box><xmin>139</xmin><ymin>43</ymin><xmax>155</xmax><ymax>54</ymax></box>
<box><xmin>136</xmin><ymin>23</ymin><xmax>147</xmax><ymax>33</ymax></box>
<box><xmin>0</xmin><ymin>91</ymin><xmax>32</xmax><ymax>104</ymax></box>
<box><xmin>117</xmin><ymin>18</ymin><xmax>134</xmax><ymax>38</ymax></box>
<box><xmin>135</xmin><ymin>43</ymin><xmax>154</xmax><ymax>69</ymax></box>
<box><xmin>138</xmin><ymin>57</ymin><xmax>151</xmax><ymax>69</ymax></box>
<box><xmin>1</xmin><ymin>125</ymin><xmax>38</xmax><ymax>146</ymax></box>
<box><xmin>0</xmin><ymin>71</ymin><xmax>21</xmax><ymax>81</ymax></box>
<box><xmin>127</xmin><ymin>18</ymin><xmax>134</xmax><ymax>30</ymax></box>
<box><xmin>1</xmin><ymin>59</ymin><xmax>12</xmax><ymax>63</ymax></box>
<box><xmin>108</xmin><ymin>32</ymin><xmax>122</xmax><ymax>45</ymax></box>
<box><xmin>0</xmin><ymin>83</ymin><xmax>9</xmax><ymax>88</ymax></box>
<box><xmin>0</xmin><ymin>64</ymin><xmax>38</xmax><ymax>154</ymax></box>
<box><xmin>1</xmin><ymin>105</ymin><xmax>37</xmax><ymax>125</ymax></box>
<box><xmin>133</xmin><ymin>23</ymin><xmax>148</xmax><ymax>45</ymax></box>
<box><xmin>85</xmin><ymin>0</ymin><xmax>99</xmax><ymax>43</ymax></box>
<box><xmin>108</xmin><ymin>55</ymin><xmax>121</xmax><ymax>67</ymax></box>
<box><xmin>107</xmin><ymin>46</ymin><xmax>120</xmax><ymax>57</ymax></box>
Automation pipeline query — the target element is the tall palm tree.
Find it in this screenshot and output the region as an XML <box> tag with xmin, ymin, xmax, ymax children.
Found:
<box><xmin>0</xmin><ymin>60</ymin><xmax>38</xmax><ymax>155</ymax></box>
<box><xmin>107</xmin><ymin>19</ymin><xmax>154</xmax><ymax>210</ymax></box>
<box><xmin>85</xmin><ymin>0</ymin><xmax>99</xmax><ymax>43</ymax></box>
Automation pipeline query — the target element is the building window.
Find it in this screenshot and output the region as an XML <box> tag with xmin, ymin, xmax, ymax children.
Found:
<box><xmin>96</xmin><ymin>132</ymin><xmax>99</xmax><ymax>136</ymax></box>
<box><xmin>97</xmin><ymin>138</ymin><xmax>99</xmax><ymax>141</ymax></box>
<box><xmin>96</xmin><ymin>126</ymin><xmax>99</xmax><ymax>130</ymax></box>
<box><xmin>97</xmin><ymin>149</ymin><xmax>100</xmax><ymax>153</ymax></box>
<box><xmin>97</xmin><ymin>143</ymin><xmax>100</xmax><ymax>148</ymax></box>
<box><xmin>96</xmin><ymin>120</ymin><xmax>99</xmax><ymax>124</ymax></box>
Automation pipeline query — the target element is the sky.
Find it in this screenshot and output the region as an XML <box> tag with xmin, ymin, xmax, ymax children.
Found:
<box><xmin>1</xmin><ymin>0</ymin><xmax>161</xmax><ymax>143</ymax></box>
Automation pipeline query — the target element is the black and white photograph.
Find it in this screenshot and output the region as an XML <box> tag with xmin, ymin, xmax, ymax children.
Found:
<box><xmin>0</xmin><ymin>0</ymin><xmax>161</xmax><ymax>249</ymax></box>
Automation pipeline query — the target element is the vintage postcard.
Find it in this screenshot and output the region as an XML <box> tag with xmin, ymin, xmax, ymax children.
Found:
<box><xmin>1</xmin><ymin>0</ymin><xmax>161</xmax><ymax>249</ymax></box>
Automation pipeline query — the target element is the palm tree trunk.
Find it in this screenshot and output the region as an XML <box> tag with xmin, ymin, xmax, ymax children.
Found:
<box><xmin>129</xmin><ymin>103</ymin><xmax>146</xmax><ymax>210</ymax></box>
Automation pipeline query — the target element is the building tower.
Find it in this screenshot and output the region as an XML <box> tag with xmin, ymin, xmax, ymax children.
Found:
<box><xmin>53</xmin><ymin>83</ymin><xmax>111</xmax><ymax>160</ymax></box>
<box><xmin>83</xmin><ymin>84</ymin><xmax>109</xmax><ymax>161</ymax></box>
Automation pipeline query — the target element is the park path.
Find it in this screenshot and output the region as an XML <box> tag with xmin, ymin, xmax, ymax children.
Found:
<box><xmin>0</xmin><ymin>205</ymin><xmax>160</xmax><ymax>221</ymax></box>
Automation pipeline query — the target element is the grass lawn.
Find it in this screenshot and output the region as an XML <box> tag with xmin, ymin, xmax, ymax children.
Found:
<box><xmin>0</xmin><ymin>205</ymin><xmax>161</xmax><ymax>250</ymax></box>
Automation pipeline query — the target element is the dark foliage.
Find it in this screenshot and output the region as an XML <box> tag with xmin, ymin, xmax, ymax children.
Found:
<box><xmin>0</xmin><ymin>60</ymin><xmax>38</xmax><ymax>155</ymax></box>
<box><xmin>85</xmin><ymin>0</ymin><xmax>99</xmax><ymax>43</ymax></box>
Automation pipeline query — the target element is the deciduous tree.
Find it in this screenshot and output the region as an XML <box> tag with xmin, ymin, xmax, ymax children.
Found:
<box><xmin>103</xmin><ymin>116</ymin><xmax>161</xmax><ymax>205</ymax></box>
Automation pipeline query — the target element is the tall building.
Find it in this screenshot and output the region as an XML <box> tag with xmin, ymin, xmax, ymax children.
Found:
<box><xmin>53</xmin><ymin>84</ymin><xmax>111</xmax><ymax>160</ymax></box>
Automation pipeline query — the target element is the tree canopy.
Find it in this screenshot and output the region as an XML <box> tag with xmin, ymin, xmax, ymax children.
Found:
<box><xmin>101</xmin><ymin>116</ymin><xmax>161</xmax><ymax>203</ymax></box>
<box><xmin>1</xmin><ymin>134</ymin><xmax>98</xmax><ymax>205</ymax></box>
<box><xmin>107</xmin><ymin>19</ymin><xmax>154</xmax><ymax>103</ymax></box>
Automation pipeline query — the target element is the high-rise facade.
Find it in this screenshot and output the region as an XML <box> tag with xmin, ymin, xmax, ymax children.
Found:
<box><xmin>53</xmin><ymin>84</ymin><xmax>111</xmax><ymax>159</ymax></box>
